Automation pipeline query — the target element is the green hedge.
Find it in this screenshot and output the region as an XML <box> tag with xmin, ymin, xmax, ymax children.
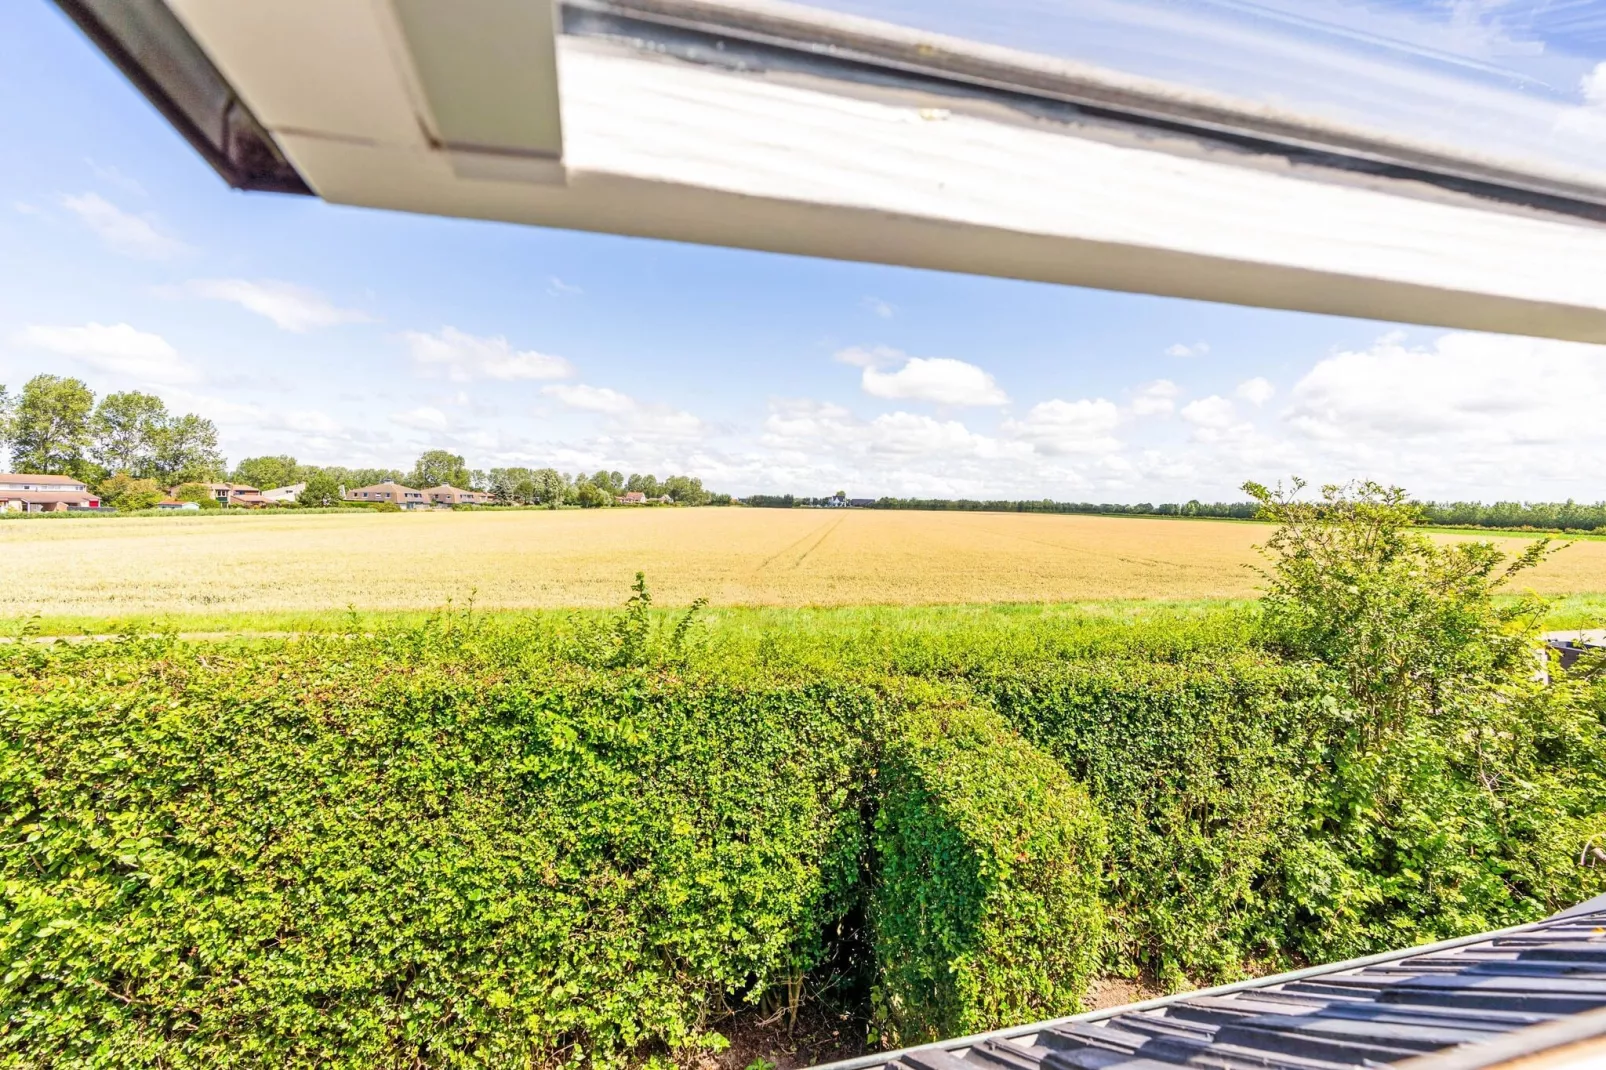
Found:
<box><xmin>870</xmin><ymin>687</ymin><xmax>1105</xmax><ymax>1045</ymax></box>
<box><xmin>0</xmin><ymin>636</ymin><xmax>870</xmax><ymax>1067</ymax></box>
<box><xmin>972</xmin><ymin>655</ymin><xmax>1320</xmax><ymax>984</ymax></box>
<box><xmin>972</xmin><ymin>652</ymin><xmax>1606</xmax><ymax>984</ymax></box>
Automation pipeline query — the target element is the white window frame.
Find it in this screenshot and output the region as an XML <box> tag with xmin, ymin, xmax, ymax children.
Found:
<box><xmin>157</xmin><ymin>0</ymin><xmax>1606</xmax><ymax>340</ymax></box>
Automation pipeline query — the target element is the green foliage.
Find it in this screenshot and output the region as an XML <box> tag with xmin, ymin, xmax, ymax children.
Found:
<box><xmin>0</xmin><ymin>630</ymin><xmax>871</xmax><ymax>1068</ymax></box>
<box><xmin>9</xmin><ymin>374</ymin><xmax>94</xmax><ymax>475</ymax></box>
<box><xmin>231</xmin><ymin>455</ymin><xmax>302</xmax><ymax>490</ymax></box>
<box><xmin>1422</xmin><ymin>499</ymin><xmax>1606</xmax><ymax>532</ymax></box>
<box><xmin>871</xmin><ymin>689</ymin><xmax>1105</xmax><ymax>1045</ymax></box>
<box><xmin>173</xmin><ymin>482</ymin><xmax>221</xmax><ymax>508</ymax></box>
<box><xmin>0</xmin><ymin>383</ymin><xmax>13</xmax><ymax>464</ymax></box>
<box><xmin>305</xmin><ymin>466</ymin><xmax>406</xmax><ymax>491</ymax></box>
<box><xmin>150</xmin><ymin>413</ymin><xmax>225</xmax><ymax>485</ymax></box>
<box><xmin>95</xmin><ymin>472</ymin><xmax>164</xmax><ymax>512</ymax></box>
<box><xmin>409</xmin><ymin>449</ymin><xmax>473</xmax><ymax>491</ymax></box>
<box><xmin>975</xmin><ymin>655</ymin><xmax>1324</xmax><ymax>985</ymax></box>
<box><xmin>486</xmin><ymin>467</ymin><xmax>571</xmax><ymax>506</ymax></box>
<box><xmin>662</xmin><ymin>476</ymin><xmax>710</xmax><ymax>506</ymax></box>
<box><xmin>1240</xmin><ymin>478</ymin><xmax>1606</xmax><ymax>960</ymax></box>
<box><xmin>88</xmin><ymin>392</ymin><xmax>167</xmax><ymax>477</ymax></box>
<box><xmin>576</xmin><ymin>482</ymin><xmax>610</xmax><ymax>508</ymax></box>
<box><xmin>3</xmin><ymin>474</ymin><xmax>1605</xmax><ymax>1066</ymax></box>
<box><xmin>1246</xmin><ymin>478</ymin><xmax>1551</xmax><ymax>737</ymax></box>
<box><xmin>297</xmin><ymin>472</ymin><xmax>344</xmax><ymax>508</ymax></box>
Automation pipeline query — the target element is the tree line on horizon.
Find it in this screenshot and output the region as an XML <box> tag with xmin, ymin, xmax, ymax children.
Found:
<box><xmin>6</xmin><ymin>375</ymin><xmax>1598</xmax><ymax>527</ymax></box>
<box><xmin>243</xmin><ymin>454</ymin><xmax>728</xmax><ymax>509</ymax></box>
<box><xmin>0</xmin><ymin>375</ymin><xmax>728</xmax><ymax>511</ymax></box>
<box><xmin>746</xmin><ymin>492</ymin><xmax>1606</xmax><ymax>533</ymax></box>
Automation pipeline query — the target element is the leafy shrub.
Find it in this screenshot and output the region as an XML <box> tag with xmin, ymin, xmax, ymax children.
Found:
<box><xmin>96</xmin><ymin>472</ymin><xmax>163</xmax><ymax>511</ymax></box>
<box><xmin>870</xmin><ymin>686</ymin><xmax>1105</xmax><ymax>1044</ymax></box>
<box><xmin>1246</xmin><ymin>480</ymin><xmax>1606</xmax><ymax>963</ymax></box>
<box><xmin>0</xmin><ymin>634</ymin><xmax>869</xmax><ymax>1068</ymax></box>
<box><xmin>973</xmin><ymin>655</ymin><xmax>1323</xmax><ymax>986</ymax></box>
<box><xmin>172</xmin><ymin>482</ymin><xmax>221</xmax><ymax>509</ymax></box>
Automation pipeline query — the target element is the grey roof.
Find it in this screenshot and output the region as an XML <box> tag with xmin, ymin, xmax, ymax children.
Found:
<box><xmin>818</xmin><ymin>897</ymin><xmax>1606</xmax><ymax>1070</ymax></box>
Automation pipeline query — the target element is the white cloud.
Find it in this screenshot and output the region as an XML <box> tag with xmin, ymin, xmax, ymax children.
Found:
<box><xmin>1583</xmin><ymin>62</ymin><xmax>1606</xmax><ymax>107</ymax></box>
<box><xmin>862</xmin><ymin>297</ymin><xmax>895</xmax><ymax>319</ymax></box>
<box><xmin>1235</xmin><ymin>377</ymin><xmax>1275</xmax><ymax>406</ymax></box>
<box><xmin>834</xmin><ymin>344</ymin><xmax>903</xmax><ymax>368</ymax></box>
<box><xmin>391</xmin><ymin>406</ymin><xmax>449</xmax><ymax>431</ymax></box>
<box><xmin>859</xmin><ymin>354</ymin><xmax>1008</xmax><ymax>406</ymax></box>
<box><xmin>1003</xmin><ymin>398</ymin><xmax>1122</xmax><ymax>455</ymax></box>
<box><xmin>547</xmin><ymin>277</ymin><xmax>583</xmax><ymax>297</ymax></box>
<box><xmin>1131</xmin><ymin>379</ymin><xmax>1180</xmax><ymax>416</ymax></box>
<box><xmin>543</xmin><ymin>383</ymin><xmax>704</xmax><ymax>439</ymax></box>
<box><xmin>281</xmin><ymin>410</ymin><xmax>344</xmax><ymax>434</ymax></box>
<box><xmin>58</xmin><ymin>192</ymin><xmax>188</xmax><ymax>259</ymax></box>
<box><xmin>542</xmin><ymin>383</ymin><xmax>636</xmax><ymax>415</ymax></box>
<box><xmin>13</xmin><ymin>201</ymin><xmax>41</xmax><ymax>216</ymax></box>
<box><xmin>403</xmin><ymin>327</ymin><xmax>574</xmax><ymax>382</ymax></box>
<box><xmin>1165</xmin><ymin>341</ymin><xmax>1211</xmax><ymax>358</ymax></box>
<box><xmin>1285</xmin><ymin>331</ymin><xmax>1602</xmax><ymax>444</ymax></box>
<box><xmin>1180</xmin><ymin>395</ymin><xmax>1237</xmax><ymax>429</ymax></box>
<box><xmin>864</xmin><ymin>411</ymin><xmax>1027</xmax><ymax>459</ymax></box>
<box><xmin>185</xmin><ymin>279</ymin><xmax>371</xmax><ymax>332</ymax></box>
<box><xmin>13</xmin><ymin>322</ymin><xmax>198</xmax><ymax>384</ymax></box>
<box><xmin>86</xmin><ymin>160</ymin><xmax>146</xmax><ymax>197</ymax></box>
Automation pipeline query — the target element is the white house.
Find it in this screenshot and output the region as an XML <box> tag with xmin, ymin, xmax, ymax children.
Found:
<box><xmin>0</xmin><ymin>473</ymin><xmax>100</xmax><ymax>512</ymax></box>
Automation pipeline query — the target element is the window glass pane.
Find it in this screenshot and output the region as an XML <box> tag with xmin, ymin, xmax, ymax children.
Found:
<box><xmin>789</xmin><ymin>0</ymin><xmax>1606</xmax><ymax>186</ymax></box>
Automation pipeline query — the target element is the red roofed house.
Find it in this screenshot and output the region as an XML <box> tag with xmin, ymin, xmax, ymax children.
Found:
<box><xmin>424</xmin><ymin>485</ymin><xmax>493</xmax><ymax>506</ymax></box>
<box><xmin>185</xmin><ymin>483</ymin><xmax>268</xmax><ymax>507</ymax></box>
<box><xmin>0</xmin><ymin>473</ymin><xmax>101</xmax><ymax>512</ymax></box>
<box><xmin>345</xmin><ymin>480</ymin><xmax>433</xmax><ymax>510</ymax></box>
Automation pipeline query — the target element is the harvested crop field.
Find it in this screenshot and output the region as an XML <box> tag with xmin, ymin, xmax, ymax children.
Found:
<box><xmin>3</xmin><ymin>508</ymin><xmax>1603</xmax><ymax>618</ymax></box>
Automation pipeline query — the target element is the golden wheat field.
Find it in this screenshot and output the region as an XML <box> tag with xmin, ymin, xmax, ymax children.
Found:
<box><xmin>3</xmin><ymin>508</ymin><xmax>1604</xmax><ymax>618</ymax></box>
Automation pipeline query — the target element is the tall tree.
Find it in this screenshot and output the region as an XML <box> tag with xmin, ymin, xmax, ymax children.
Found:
<box><xmin>409</xmin><ymin>449</ymin><xmax>472</xmax><ymax>489</ymax></box>
<box><xmin>151</xmin><ymin>413</ymin><xmax>226</xmax><ymax>486</ymax></box>
<box><xmin>10</xmin><ymin>374</ymin><xmax>94</xmax><ymax>475</ymax></box>
<box><xmin>90</xmin><ymin>391</ymin><xmax>168</xmax><ymax>477</ymax></box>
<box><xmin>233</xmin><ymin>455</ymin><xmax>302</xmax><ymax>490</ymax></box>
<box><xmin>662</xmin><ymin>475</ymin><xmax>710</xmax><ymax>506</ymax></box>
<box><xmin>309</xmin><ymin>466</ymin><xmax>405</xmax><ymax>490</ymax></box>
<box><xmin>626</xmin><ymin>473</ymin><xmax>661</xmax><ymax>497</ymax></box>
<box><xmin>297</xmin><ymin>471</ymin><xmax>344</xmax><ymax>507</ymax></box>
<box><xmin>0</xmin><ymin>384</ymin><xmax>13</xmax><ymax>467</ymax></box>
<box><xmin>532</xmin><ymin>468</ymin><xmax>568</xmax><ymax>507</ymax></box>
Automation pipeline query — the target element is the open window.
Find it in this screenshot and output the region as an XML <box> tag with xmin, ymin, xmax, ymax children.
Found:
<box><xmin>53</xmin><ymin>0</ymin><xmax>1606</xmax><ymax>340</ymax></box>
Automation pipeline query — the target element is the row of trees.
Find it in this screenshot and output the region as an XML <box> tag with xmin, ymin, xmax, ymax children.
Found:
<box><xmin>483</xmin><ymin>468</ymin><xmax>723</xmax><ymax>507</ymax></box>
<box><xmin>0</xmin><ymin>375</ymin><xmax>224</xmax><ymax>486</ymax></box>
<box><xmin>752</xmin><ymin>493</ymin><xmax>1606</xmax><ymax>532</ymax></box>
<box><xmin>1420</xmin><ymin>500</ymin><xmax>1606</xmax><ymax>532</ymax></box>
<box><xmin>0</xmin><ymin>377</ymin><xmax>730</xmax><ymax>512</ymax></box>
<box><xmin>229</xmin><ymin>452</ymin><xmax>727</xmax><ymax>509</ymax></box>
<box><xmin>749</xmin><ymin>494</ymin><xmax>1262</xmax><ymax>518</ymax></box>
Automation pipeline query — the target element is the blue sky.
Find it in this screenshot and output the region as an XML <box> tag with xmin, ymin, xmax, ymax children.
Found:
<box><xmin>3</xmin><ymin>0</ymin><xmax>1604</xmax><ymax>503</ymax></box>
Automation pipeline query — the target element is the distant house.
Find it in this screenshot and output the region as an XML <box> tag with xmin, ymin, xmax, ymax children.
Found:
<box><xmin>260</xmin><ymin>483</ymin><xmax>305</xmax><ymax>503</ymax></box>
<box><xmin>849</xmin><ymin>498</ymin><xmax>875</xmax><ymax>508</ymax></box>
<box><xmin>424</xmin><ymin>485</ymin><xmax>493</xmax><ymax>506</ymax></box>
<box><xmin>618</xmin><ymin>491</ymin><xmax>647</xmax><ymax>504</ymax></box>
<box><xmin>345</xmin><ymin>480</ymin><xmax>432</xmax><ymax>509</ymax></box>
<box><xmin>184</xmin><ymin>483</ymin><xmax>268</xmax><ymax>507</ymax></box>
<box><xmin>154</xmin><ymin>499</ymin><xmax>200</xmax><ymax>511</ymax></box>
<box><xmin>0</xmin><ymin>473</ymin><xmax>100</xmax><ymax>512</ymax></box>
